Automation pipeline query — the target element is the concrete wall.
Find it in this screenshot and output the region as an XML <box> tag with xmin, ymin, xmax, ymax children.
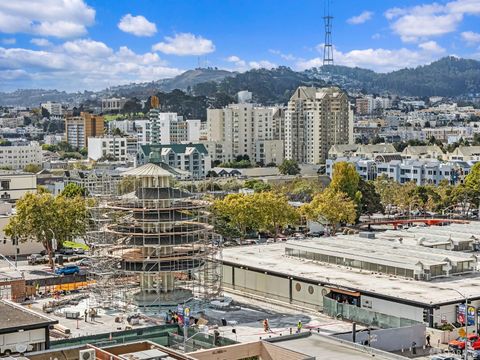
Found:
<box><xmin>222</xmin><ymin>264</ymin><xmax>329</xmax><ymax>310</ymax></box>
<box><xmin>0</xmin><ymin>216</ymin><xmax>45</xmax><ymax>256</ymax></box>
<box><xmin>334</xmin><ymin>324</ymin><xmax>426</xmax><ymax>352</ymax></box>
<box><xmin>361</xmin><ymin>295</ymin><xmax>424</xmax><ymax>322</ymax></box>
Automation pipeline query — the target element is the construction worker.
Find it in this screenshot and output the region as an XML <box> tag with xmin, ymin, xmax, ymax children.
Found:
<box><xmin>263</xmin><ymin>319</ymin><xmax>269</xmax><ymax>332</ymax></box>
<box><xmin>297</xmin><ymin>320</ymin><xmax>302</xmax><ymax>333</ymax></box>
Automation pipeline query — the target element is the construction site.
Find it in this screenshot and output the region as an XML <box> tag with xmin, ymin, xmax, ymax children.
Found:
<box><xmin>84</xmin><ymin>162</ymin><xmax>223</xmax><ymax>313</ymax></box>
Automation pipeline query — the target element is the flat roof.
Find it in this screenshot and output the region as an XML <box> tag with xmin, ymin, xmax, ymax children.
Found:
<box><xmin>0</xmin><ymin>300</ymin><xmax>57</xmax><ymax>334</ymax></box>
<box><xmin>222</xmin><ymin>242</ymin><xmax>480</xmax><ymax>306</ymax></box>
<box><xmin>274</xmin><ymin>333</ymin><xmax>402</xmax><ymax>360</ymax></box>
<box><xmin>286</xmin><ymin>235</ymin><xmax>475</xmax><ymax>268</ymax></box>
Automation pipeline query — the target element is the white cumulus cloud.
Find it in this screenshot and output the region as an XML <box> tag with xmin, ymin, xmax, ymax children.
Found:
<box><xmin>0</xmin><ymin>0</ymin><xmax>95</xmax><ymax>38</ymax></box>
<box><xmin>347</xmin><ymin>11</ymin><xmax>374</xmax><ymax>25</ymax></box>
<box><xmin>385</xmin><ymin>0</ymin><xmax>480</xmax><ymax>43</ymax></box>
<box><xmin>248</xmin><ymin>60</ymin><xmax>276</xmax><ymax>69</ymax></box>
<box><xmin>0</xmin><ymin>40</ymin><xmax>182</xmax><ymax>91</ymax></box>
<box><xmin>118</xmin><ymin>14</ymin><xmax>157</xmax><ymax>37</ymax></box>
<box><xmin>296</xmin><ymin>43</ymin><xmax>447</xmax><ymax>73</ymax></box>
<box><xmin>461</xmin><ymin>31</ymin><xmax>480</xmax><ymax>45</ymax></box>
<box><xmin>152</xmin><ymin>33</ymin><xmax>215</xmax><ymax>56</ymax></box>
<box><xmin>30</xmin><ymin>38</ymin><xmax>53</xmax><ymax>47</ymax></box>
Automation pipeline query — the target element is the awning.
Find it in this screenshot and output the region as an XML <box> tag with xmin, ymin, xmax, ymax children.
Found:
<box><xmin>327</xmin><ymin>287</ymin><xmax>361</xmax><ymax>297</ymax></box>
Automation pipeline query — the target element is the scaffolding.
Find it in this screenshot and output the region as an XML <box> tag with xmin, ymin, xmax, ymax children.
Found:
<box><xmin>85</xmin><ymin>163</ymin><xmax>222</xmax><ymax>311</ymax></box>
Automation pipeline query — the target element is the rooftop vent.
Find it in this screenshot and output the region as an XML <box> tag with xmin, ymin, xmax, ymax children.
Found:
<box><xmin>359</xmin><ymin>232</ymin><xmax>375</xmax><ymax>239</ymax></box>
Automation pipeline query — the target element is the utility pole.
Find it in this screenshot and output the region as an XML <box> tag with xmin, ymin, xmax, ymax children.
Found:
<box><xmin>323</xmin><ymin>0</ymin><xmax>334</xmax><ymax>66</ymax></box>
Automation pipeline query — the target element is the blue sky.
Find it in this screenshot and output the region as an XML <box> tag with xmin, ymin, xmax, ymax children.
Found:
<box><xmin>0</xmin><ymin>0</ymin><xmax>479</xmax><ymax>91</ymax></box>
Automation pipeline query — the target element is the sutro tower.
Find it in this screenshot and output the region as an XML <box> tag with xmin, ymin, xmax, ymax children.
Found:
<box><xmin>323</xmin><ymin>0</ymin><xmax>334</xmax><ymax>66</ymax></box>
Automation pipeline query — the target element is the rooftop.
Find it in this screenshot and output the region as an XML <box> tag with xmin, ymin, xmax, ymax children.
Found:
<box><xmin>222</xmin><ymin>239</ymin><xmax>480</xmax><ymax>306</ymax></box>
<box><xmin>0</xmin><ymin>300</ymin><xmax>57</xmax><ymax>334</ymax></box>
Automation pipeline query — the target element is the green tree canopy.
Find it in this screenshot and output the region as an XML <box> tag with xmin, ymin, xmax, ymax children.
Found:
<box><xmin>61</xmin><ymin>183</ymin><xmax>87</xmax><ymax>197</ymax></box>
<box><xmin>23</xmin><ymin>164</ymin><xmax>42</xmax><ymax>173</ymax></box>
<box><xmin>5</xmin><ymin>191</ymin><xmax>89</xmax><ymax>269</ymax></box>
<box><xmin>302</xmin><ymin>188</ymin><xmax>357</xmax><ymax>234</ymax></box>
<box><xmin>278</xmin><ymin>159</ymin><xmax>300</xmax><ymax>175</ymax></box>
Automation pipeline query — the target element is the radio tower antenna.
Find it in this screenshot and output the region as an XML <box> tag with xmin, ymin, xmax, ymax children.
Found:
<box><xmin>323</xmin><ymin>0</ymin><xmax>334</xmax><ymax>66</ymax></box>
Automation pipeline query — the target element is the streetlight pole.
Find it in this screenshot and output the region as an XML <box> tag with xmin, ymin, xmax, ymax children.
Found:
<box><xmin>451</xmin><ymin>288</ymin><xmax>469</xmax><ymax>360</ymax></box>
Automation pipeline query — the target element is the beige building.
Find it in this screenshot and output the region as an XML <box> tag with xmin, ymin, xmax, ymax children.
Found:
<box><xmin>0</xmin><ymin>142</ymin><xmax>42</xmax><ymax>170</ymax></box>
<box><xmin>65</xmin><ymin>112</ymin><xmax>104</xmax><ymax>149</ymax></box>
<box><xmin>285</xmin><ymin>87</ymin><xmax>351</xmax><ymax>165</ymax></box>
<box><xmin>401</xmin><ymin>145</ymin><xmax>444</xmax><ymax>160</ymax></box>
<box><xmin>447</xmin><ymin>146</ymin><xmax>480</xmax><ymax>161</ymax></box>
<box><xmin>0</xmin><ymin>172</ymin><xmax>37</xmax><ymax>201</ymax></box>
<box><xmin>328</xmin><ymin>144</ymin><xmax>398</xmax><ymax>160</ymax></box>
<box><xmin>205</xmin><ymin>103</ymin><xmax>285</xmax><ymax>165</ymax></box>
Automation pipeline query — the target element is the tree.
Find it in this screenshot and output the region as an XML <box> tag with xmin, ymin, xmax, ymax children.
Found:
<box><xmin>330</xmin><ymin>162</ymin><xmax>362</xmax><ymax>215</ymax></box>
<box><xmin>358</xmin><ymin>179</ymin><xmax>384</xmax><ymax>215</ymax></box>
<box><xmin>278</xmin><ymin>159</ymin><xmax>300</xmax><ymax>175</ymax></box>
<box><xmin>61</xmin><ymin>183</ymin><xmax>87</xmax><ymax>197</ymax></box>
<box><xmin>212</xmin><ymin>194</ymin><xmax>260</xmax><ymax>242</ymax></box>
<box><xmin>42</xmin><ymin>144</ymin><xmax>59</xmax><ymax>152</ymax></box>
<box><xmin>302</xmin><ymin>188</ymin><xmax>357</xmax><ymax>235</ymax></box>
<box><xmin>253</xmin><ymin>192</ymin><xmax>298</xmax><ymax>240</ymax></box>
<box><xmin>465</xmin><ymin>162</ymin><xmax>480</xmax><ymax>208</ymax></box>
<box><xmin>23</xmin><ymin>164</ymin><xmax>42</xmax><ymax>173</ymax></box>
<box><xmin>41</xmin><ymin>107</ymin><xmax>50</xmax><ymax>119</ymax></box>
<box><xmin>374</xmin><ymin>174</ymin><xmax>400</xmax><ymax>214</ymax></box>
<box><xmin>5</xmin><ymin>191</ymin><xmax>89</xmax><ymax>269</ymax></box>
<box><xmin>244</xmin><ymin>179</ymin><xmax>272</xmax><ymax>192</ymax></box>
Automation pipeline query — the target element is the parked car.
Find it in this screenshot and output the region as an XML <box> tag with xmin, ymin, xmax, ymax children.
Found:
<box><xmin>467</xmin><ymin>349</ymin><xmax>480</xmax><ymax>359</ymax></box>
<box><xmin>59</xmin><ymin>248</ymin><xmax>75</xmax><ymax>255</ymax></box>
<box><xmin>448</xmin><ymin>334</ymin><xmax>479</xmax><ymax>351</ymax></box>
<box><xmin>74</xmin><ymin>248</ymin><xmax>85</xmax><ymax>255</ymax></box>
<box><xmin>55</xmin><ymin>265</ymin><xmax>80</xmax><ymax>276</ymax></box>
<box><xmin>430</xmin><ymin>355</ymin><xmax>460</xmax><ymax>360</ymax></box>
<box><xmin>27</xmin><ymin>254</ymin><xmax>47</xmax><ymax>265</ymax></box>
<box><xmin>76</xmin><ymin>258</ymin><xmax>93</xmax><ymax>267</ymax></box>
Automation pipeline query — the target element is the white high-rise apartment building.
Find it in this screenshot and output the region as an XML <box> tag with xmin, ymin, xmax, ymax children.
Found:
<box><xmin>135</xmin><ymin>112</ymin><xmax>200</xmax><ymax>146</ymax></box>
<box><xmin>0</xmin><ymin>141</ymin><xmax>42</xmax><ymax>170</ymax></box>
<box><xmin>205</xmin><ymin>103</ymin><xmax>285</xmax><ymax>165</ymax></box>
<box><xmin>285</xmin><ymin>86</ymin><xmax>351</xmax><ymax>164</ymax></box>
<box><xmin>88</xmin><ymin>136</ymin><xmax>129</xmax><ymax>162</ymax></box>
<box><xmin>41</xmin><ymin>101</ymin><xmax>62</xmax><ymax>116</ymax></box>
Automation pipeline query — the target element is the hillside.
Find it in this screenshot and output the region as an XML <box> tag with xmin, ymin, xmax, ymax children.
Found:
<box><xmin>1</xmin><ymin>57</ymin><xmax>479</xmax><ymax>107</ymax></box>
<box><xmin>308</xmin><ymin>57</ymin><xmax>480</xmax><ymax>97</ymax></box>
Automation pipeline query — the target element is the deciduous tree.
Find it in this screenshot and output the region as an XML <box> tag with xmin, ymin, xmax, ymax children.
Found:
<box><xmin>302</xmin><ymin>188</ymin><xmax>357</xmax><ymax>235</ymax></box>
<box><xmin>5</xmin><ymin>191</ymin><xmax>89</xmax><ymax>269</ymax></box>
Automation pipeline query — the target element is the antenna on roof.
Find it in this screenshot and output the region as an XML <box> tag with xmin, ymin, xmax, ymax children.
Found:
<box><xmin>323</xmin><ymin>0</ymin><xmax>334</xmax><ymax>66</ymax></box>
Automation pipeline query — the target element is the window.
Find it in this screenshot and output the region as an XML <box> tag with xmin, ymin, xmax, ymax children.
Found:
<box><xmin>1</xmin><ymin>180</ymin><xmax>10</xmax><ymax>190</ymax></box>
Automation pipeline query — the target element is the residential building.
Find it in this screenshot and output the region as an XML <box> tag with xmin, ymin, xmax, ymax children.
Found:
<box><xmin>0</xmin><ymin>171</ymin><xmax>37</xmax><ymax>201</ymax></box>
<box><xmin>0</xmin><ymin>142</ymin><xmax>42</xmax><ymax>170</ymax></box>
<box><xmin>448</xmin><ymin>146</ymin><xmax>480</xmax><ymax>161</ymax></box>
<box><xmin>326</xmin><ymin>157</ymin><xmax>471</xmax><ymax>185</ymax></box>
<box><xmin>138</xmin><ymin>144</ymin><xmax>211</xmax><ymax>179</ymax></box>
<box><xmin>101</xmin><ymin>97</ymin><xmax>127</xmax><ymax>112</ymax></box>
<box><xmin>65</xmin><ymin>112</ymin><xmax>104</xmax><ymax>149</ymax></box>
<box><xmin>355</xmin><ymin>97</ymin><xmax>370</xmax><ymax>115</ymax></box>
<box><xmin>205</xmin><ymin>103</ymin><xmax>285</xmax><ymax>164</ymax></box>
<box><xmin>285</xmin><ymin>86</ymin><xmax>351</xmax><ymax>164</ymax></box>
<box><xmin>401</xmin><ymin>145</ymin><xmax>444</xmax><ymax>160</ymax></box>
<box><xmin>87</xmin><ymin>136</ymin><xmax>129</xmax><ymax>162</ymax></box>
<box><xmin>40</xmin><ymin>101</ymin><xmax>62</xmax><ymax>116</ymax></box>
<box><xmin>328</xmin><ymin>144</ymin><xmax>398</xmax><ymax>160</ymax></box>
<box><xmin>237</xmin><ymin>90</ymin><xmax>253</xmax><ymax>103</ymax></box>
<box><xmin>64</xmin><ymin>169</ymin><xmax>123</xmax><ymax>196</ymax></box>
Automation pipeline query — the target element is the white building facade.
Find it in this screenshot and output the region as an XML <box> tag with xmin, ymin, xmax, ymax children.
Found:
<box><xmin>88</xmin><ymin>136</ymin><xmax>129</xmax><ymax>162</ymax></box>
<box><xmin>0</xmin><ymin>142</ymin><xmax>42</xmax><ymax>170</ymax></box>
<box><xmin>285</xmin><ymin>86</ymin><xmax>351</xmax><ymax>165</ymax></box>
<box><xmin>205</xmin><ymin>103</ymin><xmax>285</xmax><ymax>165</ymax></box>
